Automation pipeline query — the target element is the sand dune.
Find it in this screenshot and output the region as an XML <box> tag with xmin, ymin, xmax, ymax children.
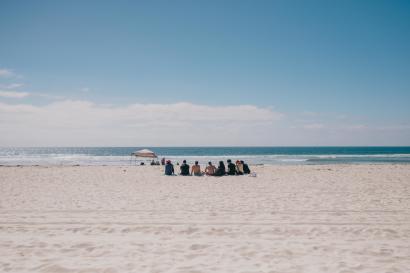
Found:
<box><xmin>1</xmin><ymin>165</ymin><xmax>410</xmax><ymax>272</ymax></box>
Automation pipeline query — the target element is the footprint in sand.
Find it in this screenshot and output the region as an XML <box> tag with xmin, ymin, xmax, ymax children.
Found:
<box><xmin>189</xmin><ymin>244</ymin><xmax>209</xmax><ymax>250</ymax></box>
<box><xmin>181</xmin><ymin>227</ymin><xmax>199</xmax><ymax>235</ymax></box>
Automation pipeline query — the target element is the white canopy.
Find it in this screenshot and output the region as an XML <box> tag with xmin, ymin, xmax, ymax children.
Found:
<box><xmin>131</xmin><ymin>149</ymin><xmax>157</xmax><ymax>158</ymax></box>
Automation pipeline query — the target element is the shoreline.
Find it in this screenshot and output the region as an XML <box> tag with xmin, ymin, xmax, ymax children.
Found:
<box><xmin>2</xmin><ymin>147</ymin><xmax>410</xmax><ymax>167</ymax></box>
<box><xmin>1</xmin><ymin>162</ymin><xmax>410</xmax><ymax>167</ymax></box>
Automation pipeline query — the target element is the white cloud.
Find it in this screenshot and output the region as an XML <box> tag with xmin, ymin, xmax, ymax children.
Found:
<box><xmin>0</xmin><ymin>91</ymin><xmax>30</xmax><ymax>98</ymax></box>
<box><xmin>336</xmin><ymin>114</ymin><xmax>348</xmax><ymax>120</ymax></box>
<box><xmin>0</xmin><ymin>100</ymin><xmax>283</xmax><ymax>146</ymax></box>
<box><xmin>341</xmin><ymin>124</ymin><xmax>367</xmax><ymax>130</ymax></box>
<box><xmin>36</xmin><ymin>93</ymin><xmax>66</xmax><ymax>100</ymax></box>
<box><xmin>0</xmin><ymin>90</ymin><xmax>66</xmax><ymax>100</ymax></box>
<box><xmin>375</xmin><ymin>125</ymin><xmax>410</xmax><ymax>131</ymax></box>
<box><xmin>0</xmin><ymin>83</ymin><xmax>24</xmax><ymax>89</ymax></box>
<box><xmin>1</xmin><ymin>100</ymin><xmax>408</xmax><ymax>146</ymax></box>
<box><xmin>302</xmin><ymin>123</ymin><xmax>324</xmax><ymax>129</ymax></box>
<box><xmin>80</xmin><ymin>87</ymin><xmax>90</xmax><ymax>92</ymax></box>
<box><xmin>301</xmin><ymin>111</ymin><xmax>318</xmax><ymax>117</ymax></box>
<box><xmin>0</xmin><ymin>68</ymin><xmax>15</xmax><ymax>78</ymax></box>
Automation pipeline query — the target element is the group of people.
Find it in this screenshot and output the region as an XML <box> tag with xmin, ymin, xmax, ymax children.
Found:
<box><xmin>164</xmin><ymin>159</ymin><xmax>251</xmax><ymax>176</ymax></box>
<box><xmin>150</xmin><ymin>160</ymin><xmax>161</xmax><ymax>165</ymax></box>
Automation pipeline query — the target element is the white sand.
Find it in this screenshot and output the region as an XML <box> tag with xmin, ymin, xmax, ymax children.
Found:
<box><xmin>1</xmin><ymin>164</ymin><xmax>410</xmax><ymax>273</ymax></box>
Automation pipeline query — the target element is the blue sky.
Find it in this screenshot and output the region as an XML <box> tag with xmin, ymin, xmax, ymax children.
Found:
<box><xmin>0</xmin><ymin>0</ymin><xmax>409</xmax><ymax>146</ymax></box>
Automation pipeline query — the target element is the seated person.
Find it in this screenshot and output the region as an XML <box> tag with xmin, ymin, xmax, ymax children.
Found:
<box><xmin>150</xmin><ymin>160</ymin><xmax>155</xmax><ymax>166</ymax></box>
<box><xmin>191</xmin><ymin>161</ymin><xmax>203</xmax><ymax>176</ymax></box>
<box><xmin>205</xmin><ymin>161</ymin><xmax>216</xmax><ymax>176</ymax></box>
<box><xmin>180</xmin><ymin>160</ymin><xmax>190</xmax><ymax>176</ymax></box>
<box><xmin>226</xmin><ymin>159</ymin><xmax>236</xmax><ymax>175</ymax></box>
<box><xmin>164</xmin><ymin>160</ymin><xmax>174</xmax><ymax>175</ymax></box>
<box><xmin>242</xmin><ymin>160</ymin><xmax>251</xmax><ymax>174</ymax></box>
<box><xmin>236</xmin><ymin>160</ymin><xmax>244</xmax><ymax>175</ymax></box>
<box><xmin>214</xmin><ymin>161</ymin><xmax>226</xmax><ymax>176</ymax></box>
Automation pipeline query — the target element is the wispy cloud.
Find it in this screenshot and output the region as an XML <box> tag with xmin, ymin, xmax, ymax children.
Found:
<box><xmin>340</xmin><ymin>124</ymin><xmax>367</xmax><ymax>130</ymax></box>
<box><xmin>302</xmin><ymin>123</ymin><xmax>324</xmax><ymax>129</ymax></box>
<box><xmin>0</xmin><ymin>83</ymin><xmax>24</xmax><ymax>89</ymax></box>
<box><xmin>375</xmin><ymin>125</ymin><xmax>410</xmax><ymax>131</ymax></box>
<box><xmin>0</xmin><ymin>91</ymin><xmax>30</xmax><ymax>98</ymax></box>
<box><xmin>80</xmin><ymin>87</ymin><xmax>90</xmax><ymax>92</ymax></box>
<box><xmin>36</xmin><ymin>93</ymin><xmax>66</xmax><ymax>100</ymax></box>
<box><xmin>0</xmin><ymin>100</ymin><xmax>283</xmax><ymax>146</ymax></box>
<box><xmin>336</xmin><ymin>114</ymin><xmax>348</xmax><ymax>120</ymax></box>
<box><xmin>301</xmin><ymin>111</ymin><xmax>318</xmax><ymax>117</ymax></box>
<box><xmin>0</xmin><ymin>90</ymin><xmax>66</xmax><ymax>100</ymax></box>
<box><xmin>0</xmin><ymin>68</ymin><xmax>15</xmax><ymax>78</ymax></box>
<box><xmin>0</xmin><ymin>100</ymin><xmax>408</xmax><ymax>146</ymax></box>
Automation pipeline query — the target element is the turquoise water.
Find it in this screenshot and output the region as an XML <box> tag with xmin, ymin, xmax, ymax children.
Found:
<box><xmin>0</xmin><ymin>147</ymin><xmax>409</xmax><ymax>165</ymax></box>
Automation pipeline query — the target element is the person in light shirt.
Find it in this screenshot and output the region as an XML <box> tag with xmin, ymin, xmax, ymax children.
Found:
<box><xmin>236</xmin><ymin>160</ymin><xmax>244</xmax><ymax>175</ymax></box>
<box><xmin>191</xmin><ymin>161</ymin><xmax>203</xmax><ymax>176</ymax></box>
<box><xmin>205</xmin><ymin>162</ymin><xmax>216</xmax><ymax>176</ymax></box>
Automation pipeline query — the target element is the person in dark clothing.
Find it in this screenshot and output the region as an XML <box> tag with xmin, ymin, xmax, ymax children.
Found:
<box><xmin>180</xmin><ymin>160</ymin><xmax>190</xmax><ymax>176</ymax></box>
<box><xmin>214</xmin><ymin>161</ymin><xmax>226</xmax><ymax>176</ymax></box>
<box><xmin>242</xmin><ymin>160</ymin><xmax>251</xmax><ymax>174</ymax></box>
<box><xmin>226</xmin><ymin>159</ymin><xmax>236</xmax><ymax>175</ymax></box>
<box><xmin>164</xmin><ymin>160</ymin><xmax>174</xmax><ymax>175</ymax></box>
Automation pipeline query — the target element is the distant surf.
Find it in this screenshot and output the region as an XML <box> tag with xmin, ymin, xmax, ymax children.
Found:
<box><xmin>0</xmin><ymin>147</ymin><xmax>409</xmax><ymax>166</ymax></box>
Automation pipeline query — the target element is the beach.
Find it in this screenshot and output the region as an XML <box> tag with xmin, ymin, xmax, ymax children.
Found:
<box><xmin>1</xmin><ymin>164</ymin><xmax>410</xmax><ymax>273</ymax></box>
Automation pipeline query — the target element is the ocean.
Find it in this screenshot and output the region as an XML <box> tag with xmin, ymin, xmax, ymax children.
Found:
<box><xmin>0</xmin><ymin>147</ymin><xmax>410</xmax><ymax>166</ymax></box>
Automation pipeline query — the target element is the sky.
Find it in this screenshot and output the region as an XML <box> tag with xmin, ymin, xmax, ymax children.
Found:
<box><xmin>0</xmin><ymin>0</ymin><xmax>409</xmax><ymax>146</ymax></box>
